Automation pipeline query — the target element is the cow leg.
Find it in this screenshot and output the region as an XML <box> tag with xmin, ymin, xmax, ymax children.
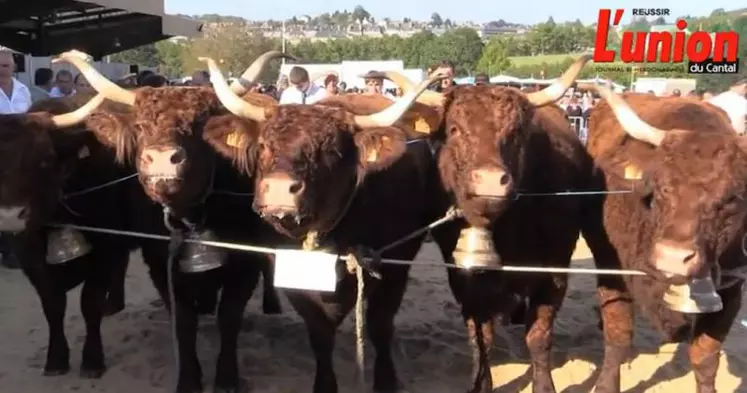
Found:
<box><xmin>25</xmin><ymin>272</ymin><xmax>71</xmax><ymax>376</ymax></box>
<box><xmin>524</xmin><ymin>274</ymin><xmax>567</xmax><ymax>393</ymax></box>
<box><xmin>104</xmin><ymin>255</ymin><xmax>129</xmax><ymax>316</ymax></box>
<box><xmin>593</xmin><ymin>278</ymin><xmax>634</xmax><ymax>393</ymax></box>
<box><xmin>79</xmin><ymin>275</ymin><xmax>108</xmax><ymax>378</ymax></box>
<box><xmin>172</xmin><ymin>297</ymin><xmax>203</xmax><ymax>393</ymax></box>
<box><xmin>688</xmin><ymin>283</ymin><xmax>743</xmax><ymax>393</ymax></box>
<box><xmin>213</xmin><ymin>261</ymin><xmax>261</xmax><ymax>393</ymax></box>
<box><xmin>142</xmin><ymin>243</ymin><xmax>171</xmax><ymax>310</ymax></box>
<box><xmin>261</xmin><ymin>258</ymin><xmax>282</xmax><ymax>315</ymax></box>
<box><xmin>366</xmin><ymin>266</ymin><xmax>410</xmax><ymax>392</ymax></box>
<box><xmin>286</xmin><ymin>290</ymin><xmax>354</xmax><ymax>393</ymax></box>
<box><xmin>462</xmin><ymin>315</ymin><xmax>494</xmax><ymax>393</ymax></box>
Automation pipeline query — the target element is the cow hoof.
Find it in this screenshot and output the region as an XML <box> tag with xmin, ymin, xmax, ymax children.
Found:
<box><xmin>80</xmin><ymin>366</ymin><xmax>106</xmax><ymax>379</ymax></box>
<box><xmin>43</xmin><ymin>365</ymin><xmax>70</xmax><ymax>376</ymax></box>
<box><xmin>213</xmin><ymin>387</ymin><xmax>239</xmax><ymax>393</ymax></box>
<box><xmin>104</xmin><ymin>301</ymin><xmax>125</xmax><ymax>317</ymax></box>
<box><xmin>262</xmin><ymin>300</ymin><xmax>282</xmax><ymax>315</ymax></box>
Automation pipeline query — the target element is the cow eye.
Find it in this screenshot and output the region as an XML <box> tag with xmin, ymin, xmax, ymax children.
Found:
<box><xmin>447</xmin><ymin>125</ymin><xmax>460</xmax><ymax>137</ymax></box>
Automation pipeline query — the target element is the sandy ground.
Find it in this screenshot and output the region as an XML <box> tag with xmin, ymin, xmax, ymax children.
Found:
<box><xmin>0</xmin><ymin>237</ymin><xmax>745</xmax><ymax>393</ymax></box>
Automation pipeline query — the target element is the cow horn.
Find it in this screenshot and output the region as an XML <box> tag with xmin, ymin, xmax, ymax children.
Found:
<box><xmin>201</xmin><ymin>57</ymin><xmax>267</xmax><ymax>122</ymax></box>
<box><xmin>50</xmin><ymin>94</ymin><xmax>107</xmax><ymax>128</ymax></box>
<box><xmin>53</xmin><ymin>50</ymin><xmax>136</xmax><ymax>106</ymax></box>
<box><xmin>230</xmin><ymin>51</ymin><xmax>296</xmax><ymax>95</ymax></box>
<box><xmin>588</xmin><ymin>82</ymin><xmax>666</xmax><ymax>146</ymax></box>
<box><xmin>381</xmin><ymin>71</ymin><xmax>445</xmax><ymax>107</ymax></box>
<box><xmin>352</xmin><ymin>71</ymin><xmax>449</xmax><ymax>128</ymax></box>
<box><xmin>525</xmin><ymin>54</ymin><xmax>592</xmax><ymax>107</ymax></box>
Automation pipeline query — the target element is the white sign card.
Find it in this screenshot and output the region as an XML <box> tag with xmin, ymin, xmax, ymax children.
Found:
<box><xmin>273</xmin><ymin>249</ymin><xmax>339</xmax><ymax>292</ymax></box>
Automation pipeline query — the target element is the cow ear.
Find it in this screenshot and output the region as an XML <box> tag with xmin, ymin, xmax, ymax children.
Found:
<box><xmin>48</xmin><ymin>128</ymin><xmax>96</xmax><ymax>167</ymax></box>
<box><xmin>354</xmin><ymin>127</ymin><xmax>408</xmax><ymax>173</ymax></box>
<box><xmin>203</xmin><ymin>114</ymin><xmax>260</xmax><ymax>174</ymax></box>
<box><xmin>85</xmin><ymin>111</ymin><xmax>135</xmax><ymax>164</ymax></box>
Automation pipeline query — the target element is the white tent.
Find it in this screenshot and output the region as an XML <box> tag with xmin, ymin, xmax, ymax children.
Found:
<box><xmin>519</xmin><ymin>77</ymin><xmax>555</xmax><ymax>85</ymax></box>
<box><xmin>489</xmin><ymin>74</ymin><xmax>521</xmax><ymax>84</ymax></box>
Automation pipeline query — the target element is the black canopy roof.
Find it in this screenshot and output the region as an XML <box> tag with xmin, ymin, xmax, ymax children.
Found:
<box><xmin>0</xmin><ymin>0</ymin><xmax>202</xmax><ymax>58</ymax></box>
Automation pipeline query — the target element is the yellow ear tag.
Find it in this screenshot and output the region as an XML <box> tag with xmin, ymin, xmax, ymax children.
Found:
<box><xmin>624</xmin><ymin>164</ymin><xmax>643</xmax><ymax>180</ymax></box>
<box><xmin>225</xmin><ymin>131</ymin><xmax>244</xmax><ymax>148</ymax></box>
<box><xmin>414</xmin><ymin>117</ymin><xmax>431</xmax><ymax>133</ymax></box>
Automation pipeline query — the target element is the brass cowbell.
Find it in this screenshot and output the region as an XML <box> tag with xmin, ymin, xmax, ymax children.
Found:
<box><xmin>452</xmin><ymin>227</ymin><xmax>501</xmax><ymax>269</ymax></box>
<box><xmin>46</xmin><ymin>227</ymin><xmax>92</xmax><ymax>265</ymax></box>
<box><xmin>662</xmin><ymin>275</ymin><xmax>723</xmax><ymax>314</ymax></box>
<box><xmin>179</xmin><ymin>229</ymin><xmax>226</xmax><ymax>273</ymax></box>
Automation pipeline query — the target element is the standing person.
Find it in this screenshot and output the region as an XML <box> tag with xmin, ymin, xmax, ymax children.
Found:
<box><xmin>191</xmin><ymin>70</ymin><xmax>211</xmax><ymax>86</ymax></box>
<box><xmin>474</xmin><ymin>73</ymin><xmax>489</xmax><ymax>86</ymax></box>
<box><xmin>432</xmin><ymin>60</ymin><xmax>456</xmax><ymax>92</ymax></box>
<box><xmin>278</xmin><ymin>66</ymin><xmax>327</xmax><ymax>105</ymax></box>
<box><xmin>74</xmin><ymin>73</ymin><xmax>94</xmax><ymax>94</ymax></box>
<box><xmin>0</xmin><ymin>50</ymin><xmax>32</xmax><ymax>114</ymax></box>
<box><xmin>30</xmin><ymin>67</ymin><xmax>54</xmax><ymax>102</ymax></box>
<box><xmin>49</xmin><ymin>69</ymin><xmax>76</xmax><ymax>97</ymax></box>
<box><xmin>709</xmin><ymin>79</ymin><xmax>747</xmax><ymax>135</ymax></box>
<box><xmin>0</xmin><ymin>50</ymin><xmax>32</xmax><ymax>269</ymax></box>
<box><xmin>323</xmin><ymin>74</ymin><xmax>339</xmax><ymax>96</ymax></box>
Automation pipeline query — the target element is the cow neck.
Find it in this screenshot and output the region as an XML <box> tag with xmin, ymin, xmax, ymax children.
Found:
<box><xmin>303</xmin><ymin>171</ymin><xmax>362</xmax><ymax>250</ymax></box>
<box><xmin>163</xmin><ymin>164</ymin><xmax>216</xmax><ymax>232</ymax></box>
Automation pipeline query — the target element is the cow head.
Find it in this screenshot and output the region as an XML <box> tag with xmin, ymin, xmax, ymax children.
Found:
<box><xmin>203</xmin><ymin>57</ymin><xmax>445</xmax><ymax>238</ymax></box>
<box><xmin>0</xmin><ymin>95</ymin><xmax>106</xmax><ymax>232</ymax></box>
<box><xmin>55</xmin><ymin>50</ymin><xmax>288</xmax><ymax>214</ymax></box>
<box><xmin>404</xmin><ymin>56</ymin><xmax>591</xmax><ymax>227</ymax></box>
<box><xmin>593</xmin><ymin>83</ymin><xmax>747</xmax><ymax>281</ymax></box>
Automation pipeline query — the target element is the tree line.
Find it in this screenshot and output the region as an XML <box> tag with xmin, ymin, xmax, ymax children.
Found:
<box><xmin>111</xmin><ymin>10</ymin><xmax>747</xmax><ymax>92</ymax></box>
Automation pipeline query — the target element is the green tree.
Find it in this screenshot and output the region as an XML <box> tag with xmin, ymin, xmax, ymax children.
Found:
<box><xmin>109</xmin><ymin>43</ymin><xmax>160</xmax><ymax>66</ymax></box>
<box><xmin>476</xmin><ymin>37</ymin><xmax>512</xmax><ymax>75</ymax></box>
<box><xmin>430</xmin><ymin>12</ymin><xmax>443</xmax><ymax>27</ymax></box>
<box><xmin>154</xmin><ymin>40</ymin><xmax>186</xmax><ymax>77</ymax></box>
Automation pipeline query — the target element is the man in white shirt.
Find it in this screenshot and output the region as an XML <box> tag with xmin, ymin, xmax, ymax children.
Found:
<box><xmin>278</xmin><ymin>66</ymin><xmax>328</xmax><ymax>105</ymax></box>
<box><xmin>0</xmin><ymin>50</ymin><xmax>30</xmax><ymax>269</ymax></box>
<box><xmin>49</xmin><ymin>69</ymin><xmax>76</xmax><ymax>98</ymax></box>
<box><xmin>709</xmin><ymin>79</ymin><xmax>747</xmax><ymax>135</ymax></box>
<box><xmin>0</xmin><ymin>50</ymin><xmax>32</xmax><ymax>114</ymax></box>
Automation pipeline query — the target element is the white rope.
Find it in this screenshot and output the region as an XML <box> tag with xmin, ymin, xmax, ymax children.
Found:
<box><xmin>48</xmin><ymin>222</ymin><xmax>651</xmax><ymax>277</ymax></box>
<box><xmin>354</xmin><ymin>264</ymin><xmax>366</xmax><ymax>390</ymax></box>
<box><xmin>62</xmin><ymin>173</ymin><xmax>138</xmax><ymax>199</ymax></box>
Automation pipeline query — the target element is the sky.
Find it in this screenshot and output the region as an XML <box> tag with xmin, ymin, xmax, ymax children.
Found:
<box><xmin>165</xmin><ymin>0</ymin><xmax>745</xmax><ymax>25</ymax></box>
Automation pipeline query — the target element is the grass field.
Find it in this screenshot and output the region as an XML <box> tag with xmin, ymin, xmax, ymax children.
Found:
<box><xmin>508</xmin><ymin>52</ymin><xmax>587</xmax><ymax>66</ymax></box>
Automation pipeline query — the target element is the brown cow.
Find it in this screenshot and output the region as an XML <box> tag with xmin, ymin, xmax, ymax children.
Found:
<box><xmin>204</xmin><ymin>57</ymin><xmax>446</xmax><ymax>393</ymax></box>
<box><xmin>388</xmin><ymin>57</ymin><xmax>595</xmax><ymax>393</ymax></box>
<box><xmin>0</xmin><ymin>94</ymin><xmax>136</xmax><ymax>378</ymax></box>
<box><xmin>56</xmin><ymin>50</ymin><xmax>291</xmax><ymax>393</ymax></box>
<box><xmin>580</xmin><ymin>84</ymin><xmax>747</xmax><ymax>393</ymax></box>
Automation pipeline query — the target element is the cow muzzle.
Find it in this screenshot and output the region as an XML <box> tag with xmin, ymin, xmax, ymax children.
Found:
<box><xmin>0</xmin><ymin>205</ymin><xmax>29</xmax><ymax>232</ymax></box>
<box><xmin>255</xmin><ymin>172</ymin><xmax>306</xmax><ymax>220</ymax></box>
<box><xmin>140</xmin><ymin>146</ymin><xmax>187</xmax><ymax>182</ymax></box>
<box><xmin>652</xmin><ymin>241</ymin><xmax>704</xmax><ymax>278</ymax></box>
<box><xmin>469</xmin><ymin>167</ymin><xmax>513</xmax><ymax>198</ymax></box>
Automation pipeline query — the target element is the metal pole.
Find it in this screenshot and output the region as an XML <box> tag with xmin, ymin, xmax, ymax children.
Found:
<box><xmin>281</xmin><ymin>20</ymin><xmax>286</xmax><ymax>64</ymax></box>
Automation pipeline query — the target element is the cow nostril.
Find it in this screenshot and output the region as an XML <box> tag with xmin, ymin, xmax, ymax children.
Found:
<box><xmin>18</xmin><ymin>206</ymin><xmax>29</xmax><ymax>220</ymax></box>
<box><xmin>471</xmin><ymin>171</ymin><xmax>483</xmax><ymax>184</ymax></box>
<box><xmin>499</xmin><ymin>174</ymin><xmax>511</xmax><ymax>185</ymax></box>
<box><xmin>683</xmin><ymin>252</ymin><xmax>696</xmax><ymax>263</ymax></box>
<box><xmin>289</xmin><ymin>181</ymin><xmax>303</xmax><ymax>194</ymax></box>
<box><xmin>170</xmin><ymin>149</ymin><xmax>186</xmax><ymax>165</ymax></box>
<box><xmin>143</xmin><ymin>153</ymin><xmax>154</xmax><ymax>164</ymax></box>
